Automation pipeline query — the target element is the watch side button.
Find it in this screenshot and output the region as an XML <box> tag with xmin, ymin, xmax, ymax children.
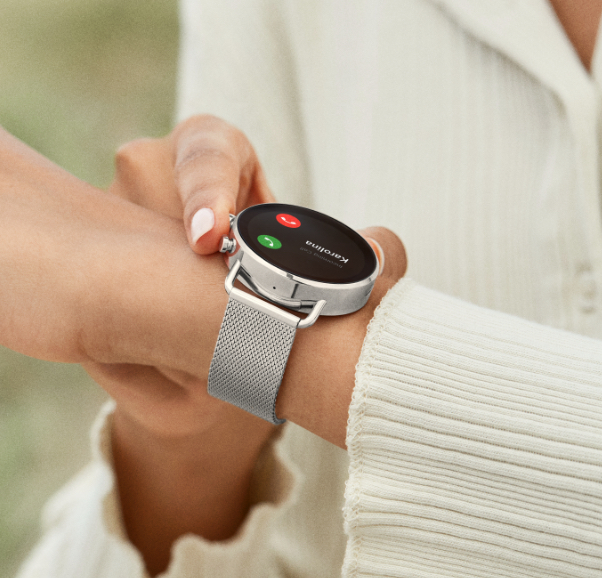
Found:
<box><xmin>219</xmin><ymin>236</ymin><xmax>237</xmax><ymax>254</ymax></box>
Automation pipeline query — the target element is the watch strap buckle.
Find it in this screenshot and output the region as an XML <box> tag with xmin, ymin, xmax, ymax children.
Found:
<box><xmin>225</xmin><ymin>259</ymin><xmax>326</xmax><ymax>328</ymax></box>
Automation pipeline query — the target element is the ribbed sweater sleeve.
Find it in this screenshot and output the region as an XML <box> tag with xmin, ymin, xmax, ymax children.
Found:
<box><xmin>345</xmin><ymin>279</ymin><xmax>602</xmax><ymax>578</ymax></box>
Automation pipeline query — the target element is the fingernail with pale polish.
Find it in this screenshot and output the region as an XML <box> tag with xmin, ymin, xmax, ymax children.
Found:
<box><xmin>191</xmin><ymin>208</ymin><xmax>215</xmax><ymax>243</ymax></box>
<box><xmin>367</xmin><ymin>237</ymin><xmax>385</xmax><ymax>276</ymax></box>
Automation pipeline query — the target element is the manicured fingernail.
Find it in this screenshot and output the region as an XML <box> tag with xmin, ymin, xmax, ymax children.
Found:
<box><xmin>191</xmin><ymin>208</ymin><xmax>215</xmax><ymax>243</ymax></box>
<box><xmin>366</xmin><ymin>237</ymin><xmax>385</xmax><ymax>276</ymax></box>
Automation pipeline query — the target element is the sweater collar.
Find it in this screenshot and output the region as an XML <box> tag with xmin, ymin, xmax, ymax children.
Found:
<box><xmin>426</xmin><ymin>0</ymin><xmax>597</xmax><ymax>105</ymax></box>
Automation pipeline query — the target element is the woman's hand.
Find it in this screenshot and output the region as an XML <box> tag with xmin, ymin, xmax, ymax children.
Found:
<box><xmin>0</xmin><ymin>125</ymin><xmax>276</xmax><ymax>574</ymax></box>
<box><xmin>0</xmin><ymin>117</ymin><xmax>405</xmax><ymax>574</ymax></box>
<box><xmin>0</xmin><ymin>127</ymin><xmax>207</xmax><ymax>369</ymax></box>
<box><xmin>85</xmin><ymin>118</ymin><xmax>281</xmax><ymax>574</ymax></box>
<box><xmin>103</xmin><ymin>115</ymin><xmax>408</xmax><ymax>450</ymax></box>
<box><xmin>108</xmin><ymin>114</ymin><xmax>275</xmax><ymax>253</ymax></box>
<box><xmin>0</xmin><ymin>124</ymin><xmax>271</xmax><ymax>434</ymax></box>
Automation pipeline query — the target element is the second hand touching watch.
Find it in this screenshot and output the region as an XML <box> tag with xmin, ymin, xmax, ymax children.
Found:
<box><xmin>208</xmin><ymin>203</ymin><xmax>379</xmax><ymax>425</ymax></box>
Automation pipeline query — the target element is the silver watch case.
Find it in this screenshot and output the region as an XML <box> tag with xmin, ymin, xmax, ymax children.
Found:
<box><xmin>225</xmin><ymin>209</ymin><xmax>379</xmax><ymax>318</ymax></box>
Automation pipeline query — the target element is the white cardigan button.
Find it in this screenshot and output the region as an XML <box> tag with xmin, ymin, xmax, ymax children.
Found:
<box><xmin>575</xmin><ymin>268</ymin><xmax>597</xmax><ymax>313</ymax></box>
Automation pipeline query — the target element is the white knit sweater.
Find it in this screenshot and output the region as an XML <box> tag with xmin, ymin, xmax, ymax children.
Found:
<box><xmin>17</xmin><ymin>1</ymin><xmax>602</xmax><ymax>577</ymax></box>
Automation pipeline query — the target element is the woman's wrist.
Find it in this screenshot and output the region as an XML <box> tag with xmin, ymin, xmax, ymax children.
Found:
<box><xmin>111</xmin><ymin>401</ymin><xmax>276</xmax><ymax>575</ymax></box>
<box><xmin>276</xmin><ymin>275</ymin><xmax>397</xmax><ymax>449</ymax></box>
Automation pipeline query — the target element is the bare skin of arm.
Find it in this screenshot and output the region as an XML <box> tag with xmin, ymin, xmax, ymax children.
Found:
<box><xmin>0</xmin><ymin>125</ymin><xmax>273</xmax><ymax>574</ymax></box>
<box><xmin>0</xmin><ymin>122</ymin><xmax>404</xmax><ymax>575</ymax></box>
<box><xmin>102</xmin><ymin>126</ymin><xmax>404</xmax><ymax>574</ymax></box>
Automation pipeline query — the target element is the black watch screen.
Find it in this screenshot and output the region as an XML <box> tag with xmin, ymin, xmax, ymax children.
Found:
<box><xmin>237</xmin><ymin>204</ymin><xmax>377</xmax><ymax>284</ymax></box>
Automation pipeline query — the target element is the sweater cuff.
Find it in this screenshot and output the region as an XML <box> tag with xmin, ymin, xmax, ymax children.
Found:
<box><xmin>95</xmin><ymin>403</ymin><xmax>301</xmax><ymax>577</ymax></box>
<box><xmin>344</xmin><ymin>279</ymin><xmax>602</xmax><ymax>577</ymax></box>
<box><xmin>20</xmin><ymin>401</ymin><xmax>301</xmax><ymax>578</ymax></box>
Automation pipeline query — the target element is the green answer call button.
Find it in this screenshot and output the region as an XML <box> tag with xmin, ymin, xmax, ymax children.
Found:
<box><xmin>258</xmin><ymin>234</ymin><xmax>282</xmax><ymax>249</ymax></box>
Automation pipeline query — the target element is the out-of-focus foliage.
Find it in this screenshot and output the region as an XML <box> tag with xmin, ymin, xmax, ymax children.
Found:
<box><xmin>0</xmin><ymin>0</ymin><xmax>178</xmax><ymax>574</ymax></box>
<box><xmin>0</xmin><ymin>0</ymin><xmax>178</xmax><ymax>187</ymax></box>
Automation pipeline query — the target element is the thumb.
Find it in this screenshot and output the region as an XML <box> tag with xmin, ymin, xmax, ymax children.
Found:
<box><xmin>172</xmin><ymin>115</ymin><xmax>274</xmax><ymax>255</ymax></box>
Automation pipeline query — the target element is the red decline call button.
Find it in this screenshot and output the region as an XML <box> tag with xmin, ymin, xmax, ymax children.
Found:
<box><xmin>276</xmin><ymin>213</ymin><xmax>301</xmax><ymax>228</ymax></box>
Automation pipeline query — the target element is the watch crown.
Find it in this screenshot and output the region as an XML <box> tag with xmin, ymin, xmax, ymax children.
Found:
<box><xmin>219</xmin><ymin>235</ymin><xmax>237</xmax><ymax>254</ymax></box>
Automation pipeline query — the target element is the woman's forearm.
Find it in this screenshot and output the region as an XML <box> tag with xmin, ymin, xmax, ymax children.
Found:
<box><xmin>276</xmin><ymin>274</ymin><xmax>397</xmax><ymax>449</ymax></box>
<box><xmin>0</xmin><ymin>126</ymin><xmax>279</xmax><ymax>575</ymax></box>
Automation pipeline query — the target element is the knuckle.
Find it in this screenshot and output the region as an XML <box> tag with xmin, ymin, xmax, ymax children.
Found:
<box><xmin>173</xmin><ymin>115</ymin><xmax>259</xmax><ymax>207</ymax></box>
<box><xmin>114</xmin><ymin>139</ymin><xmax>161</xmax><ymax>193</ymax></box>
<box><xmin>175</xmin><ymin>114</ymin><xmax>255</xmax><ymax>169</ymax></box>
<box><xmin>176</xmin><ymin>148</ymin><xmax>239</xmax><ymax>206</ymax></box>
<box><xmin>175</xmin><ymin>142</ymin><xmax>234</xmax><ymax>172</ymax></box>
<box><xmin>175</xmin><ymin>114</ymin><xmax>237</xmax><ymax>148</ymax></box>
<box><xmin>115</xmin><ymin>138</ymin><xmax>154</xmax><ymax>168</ymax></box>
<box><xmin>184</xmin><ymin>114</ymin><xmax>247</xmax><ymax>141</ymax></box>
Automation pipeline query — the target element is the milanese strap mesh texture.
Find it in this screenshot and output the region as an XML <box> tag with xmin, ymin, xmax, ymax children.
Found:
<box><xmin>208</xmin><ymin>293</ymin><xmax>297</xmax><ymax>424</ymax></box>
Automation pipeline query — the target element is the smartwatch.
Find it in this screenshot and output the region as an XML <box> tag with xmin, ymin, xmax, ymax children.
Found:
<box><xmin>208</xmin><ymin>203</ymin><xmax>379</xmax><ymax>424</ymax></box>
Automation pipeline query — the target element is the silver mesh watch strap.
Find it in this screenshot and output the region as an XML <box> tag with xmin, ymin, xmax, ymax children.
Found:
<box><xmin>208</xmin><ymin>287</ymin><xmax>300</xmax><ymax>425</ymax></box>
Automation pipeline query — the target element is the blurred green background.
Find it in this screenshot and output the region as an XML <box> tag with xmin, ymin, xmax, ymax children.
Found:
<box><xmin>0</xmin><ymin>0</ymin><xmax>178</xmax><ymax>574</ymax></box>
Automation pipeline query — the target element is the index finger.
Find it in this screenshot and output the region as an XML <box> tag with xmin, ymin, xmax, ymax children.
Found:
<box><xmin>172</xmin><ymin>115</ymin><xmax>275</xmax><ymax>254</ymax></box>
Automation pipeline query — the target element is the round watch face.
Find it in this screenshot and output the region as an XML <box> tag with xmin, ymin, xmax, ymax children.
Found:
<box><xmin>236</xmin><ymin>204</ymin><xmax>377</xmax><ymax>284</ymax></box>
